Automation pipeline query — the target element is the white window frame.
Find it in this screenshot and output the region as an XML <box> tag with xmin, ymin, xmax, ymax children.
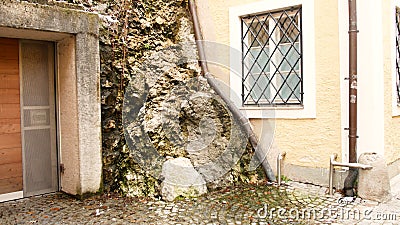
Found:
<box><xmin>242</xmin><ymin>8</ymin><xmax>302</xmax><ymax>106</ymax></box>
<box><xmin>229</xmin><ymin>0</ymin><xmax>316</xmax><ymax>119</ymax></box>
<box><xmin>392</xmin><ymin>0</ymin><xmax>400</xmax><ymax>116</ymax></box>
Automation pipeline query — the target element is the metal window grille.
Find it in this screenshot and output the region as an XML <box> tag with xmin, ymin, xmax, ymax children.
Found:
<box><xmin>241</xmin><ymin>6</ymin><xmax>303</xmax><ymax>106</ymax></box>
<box><xmin>396</xmin><ymin>8</ymin><xmax>400</xmax><ymax>103</ymax></box>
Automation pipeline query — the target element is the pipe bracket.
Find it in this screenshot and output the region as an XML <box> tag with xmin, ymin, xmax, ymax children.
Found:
<box><xmin>348</xmin><ymin>29</ymin><xmax>359</xmax><ymax>33</ymax></box>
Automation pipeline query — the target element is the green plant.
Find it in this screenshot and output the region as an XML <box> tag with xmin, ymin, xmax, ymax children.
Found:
<box><xmin>277</xmin><ymin>175</ymin><xmax>291</xmax><ymax>182</ymax></box>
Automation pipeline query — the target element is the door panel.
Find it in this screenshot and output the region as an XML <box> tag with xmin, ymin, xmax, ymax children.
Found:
<box><xmin>0</xmin><ymin>38</ymin><xmax>22</xmax><ymax>195</ymax></box>
<box><xmin>0</xmin><ymin>177</ymin><xmax>23</xmax><ymax>194</ymax></box>
<box><xmin>0</xmin><ymin>133</ymin><xmax>21</xmax><ymax>149</ymax></box>
<box><xmin>0</xmin><ymin>75</ymin><xmax>20</xmax><ymax>89</ymax></box>
<box><xmin>0</xmin><ymin>148</ymin><xmax>22</xmax><ymax>165</ymax></box>
<box><xmin>0</xmin><ymin>89</ymin><xmax>20</xmax><ymax>104</ymax></box>
<box><xmin>0</xmin><ymin>118</ymin><xmax>21</xmax><ymax>135</ymax></box>
<box><xmin>20</xmin><ymin>40</ymin><xmax>58</xmax><ymax>197</ymax></box>
<box><xmin>0</xmin><ymin>163</ymin><xmax>23</xmax><ymax>180</ymax></box>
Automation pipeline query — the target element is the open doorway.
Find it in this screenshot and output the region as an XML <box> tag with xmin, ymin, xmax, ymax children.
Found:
<box><xmin>0</xmin><ymin>38</ymin><xmax>58</xmax><ymax>201</ymax></box>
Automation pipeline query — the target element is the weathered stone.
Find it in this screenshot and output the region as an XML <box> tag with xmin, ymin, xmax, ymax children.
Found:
<box><xmin>22</xmin><ymin>0</ymin><xmax>267</xmax><ymax>197</ymax></box>
<box><xmin>161</xmin><ymin>157</ymin><xmax>207</xmax><ymax>201</ymax></box>
<box><xmin>0</xmin><ymin>1</ymin><xmax>98</xmax><ymax>35</ymax></box>
<box><xmin>358</xmin><ymin>152</ymin><xmax>391</xmax><ymax>202</ymax></box>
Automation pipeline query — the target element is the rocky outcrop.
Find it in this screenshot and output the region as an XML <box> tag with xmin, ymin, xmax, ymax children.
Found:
<box><xmin>24</xmin><ymin>0</ymin><xmax>267</xmax><ymax>198</ymax></box>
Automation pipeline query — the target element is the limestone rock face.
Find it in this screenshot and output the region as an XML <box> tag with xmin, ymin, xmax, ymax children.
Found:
<box><xmin>161</xmin><ymin>157</ymin><xmax>207</xmax><ymax>201</ymax></box>
<box><xmin>358</xmin><ymin>152</ymin><xmax>391</xmax><ymax>202</ymax></box>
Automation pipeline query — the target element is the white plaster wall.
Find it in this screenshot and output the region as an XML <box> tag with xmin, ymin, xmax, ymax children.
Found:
<box><xmin>356</xmin><ymin>0</ymin><xmax>385</xmax><ymax>157</ymax></box>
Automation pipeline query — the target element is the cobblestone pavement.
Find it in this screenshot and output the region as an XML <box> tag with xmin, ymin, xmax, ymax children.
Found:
<box><xmin>0</xmin><ymin>181</ymin><xmax>399</xmax><ymax>225</ymax></box>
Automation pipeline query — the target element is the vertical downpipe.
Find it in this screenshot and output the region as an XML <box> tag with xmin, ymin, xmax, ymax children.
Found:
<box><xmin>344</xmin><ymin>0</ymin><xmax>359</xmax><ymax>197</ymax></box>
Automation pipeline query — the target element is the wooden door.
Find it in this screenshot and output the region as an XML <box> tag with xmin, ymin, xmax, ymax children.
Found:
<box><xmin>0</xmin><ymin>38</ymin><xmax>23</xmax><ymax>195</ymax></box>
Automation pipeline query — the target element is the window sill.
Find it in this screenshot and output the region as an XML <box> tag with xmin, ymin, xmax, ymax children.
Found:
<box><xmin>240</xmin><ymin>105</ymin><xmax>305</xmax><ymax>110</ymax></box>
<box><xmin>239</xmin><ymin>106</ymin><xmax>316</xmax><ymax>119</ymax></box>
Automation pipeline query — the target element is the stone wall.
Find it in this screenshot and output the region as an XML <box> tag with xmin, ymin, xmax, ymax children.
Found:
<box><xmin>20</xmin><ymin>0</ymin><xmax>266</xmax><ymax>197</ymax></box>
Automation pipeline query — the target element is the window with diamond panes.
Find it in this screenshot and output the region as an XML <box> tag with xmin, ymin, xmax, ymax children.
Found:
<box><xmin>396</xmin><ymin>8</ymin><xmax>400</xmax><ymax>103</ymax></box>
<box><xmin>241</xmin><ymin>7</ymin><xmax>303</xmax><ymax>106</ymax></box>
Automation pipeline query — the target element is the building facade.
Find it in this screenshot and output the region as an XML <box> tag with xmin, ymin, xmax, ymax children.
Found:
<box><xmin>195</xmin><ymin>0</ymin><xmax>400</xmax><ymax>186</ymax></box>
<box><xmin>1</xmin><ymin>0</ymin><xmax>400</xmax><ymax>202</ymax></box>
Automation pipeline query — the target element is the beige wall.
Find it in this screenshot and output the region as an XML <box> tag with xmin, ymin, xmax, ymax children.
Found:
<box><xmin>196</xmin><ymin>0</ymin><xmax>263</xmax><ymax>86</ymax></box>
<box><xmin>196</xmin><ymin>0</ymin><xmax>342</xmax><ymax>184</ymax></box>
<box><xmin>383</xmin><ymin>0</ymin><xmax>400</xmax><ymax>167</ymax></box>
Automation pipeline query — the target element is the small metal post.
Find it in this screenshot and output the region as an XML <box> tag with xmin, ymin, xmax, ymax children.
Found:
<box><xmin>329</xmin><ymin>154</ymin><xmax>338</xmax><ymax>195</ymax></box>
<box><xmin>277</xmin><ymin>152</ymin><xmax>286</xmax><ymax>186</ymax></box>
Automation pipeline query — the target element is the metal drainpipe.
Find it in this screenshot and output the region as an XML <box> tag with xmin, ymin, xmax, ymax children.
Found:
<box><xmin>188</xmin><ymin>0</ymin><xmax>276</xmax><ymax>182</ymax></box>
<box><xmin>344</xmin><ymin>0</ymin><xmax>359</xmax><ymax>197</ymax></box>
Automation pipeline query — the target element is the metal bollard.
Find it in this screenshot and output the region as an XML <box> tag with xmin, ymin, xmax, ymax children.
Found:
<box><xmin>277</xmin><ymin>152</ymin><xmax>286</xmax><ymax>186</ymax></box>
<box><xmin>329</xmin><ymin>154</ymin><xmax>338</xmax><ymax>195</ymax></box>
